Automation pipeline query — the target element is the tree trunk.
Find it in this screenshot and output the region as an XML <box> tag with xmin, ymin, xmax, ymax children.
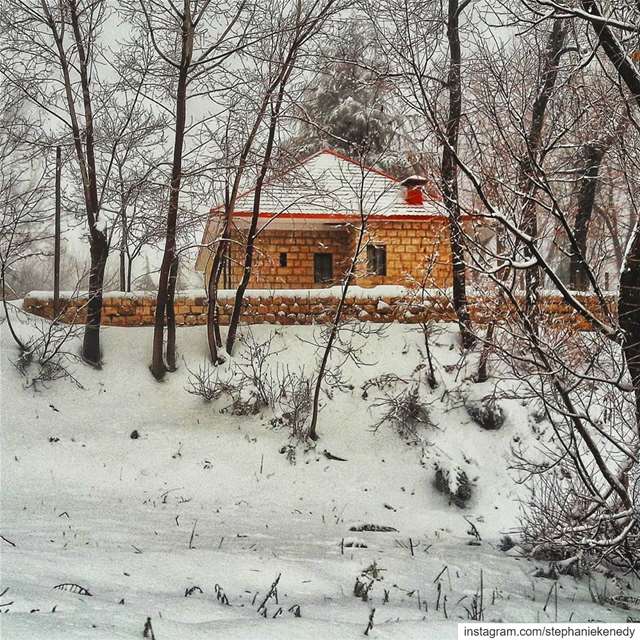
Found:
<box><xmin>127</xmin><ymin>255</ymin><xmax>133</xmax><ymax>292</ymax></box>
<box><xmin>119</xmin><ymin>197</ymin><xmax>128</xmax><ymax>292</ymax></box>
<box><xmin>1</xmin><ymin>268</ymin><xmax>26</xmax><ymax>352</ymax></box>
<box><xmin>520</xmin><ymin>19</ymin><xmax>566</xmax><ymax>331</ymax></box>
<box><xmin>442</xmin><ymin>0</ymin><xmax>474</xmax><ymax>349</ymax></box>
<box><xmin>569</xmin><ymin>144</ymin><xmax>605</xmax><ymax>291</ymax></box>
<box><xmin>578</xmin><ymin>0</ymin><xmax>640</xmax><ymax>432</ymax></box>
<box><xmin>225</xmin><ymin>55</ymin><xmax>297</xmax><ymax>356</ymax></box>
<box><xmin>119</xmin><ymin>250</ymin><xmax>126</xmax><ymax>292</ymax></box>
<box><xmin>207</xmin><ymin>212</ymin><xmax>232</xmax><ymax>364</ymax></box>
<box><xmin>54</xmin><ymin>145</ymin><xmax>61</xmax><ymax>317</ymax></box>
<box><xmin>619</xmin><ymin>224</ymin><xmax>640</xmax><ymax>435</ymax></box>
<box><xmin>151</xmin><ymin>55</ymin><xmax>191</xmax><ymax>379</ymax></box>
<box><xmin>226</xmin><ymin>117</ymin><xmax>282</xmax><ymax>354</ymax></box>
<box><xmin>308</xmin><ymin>217</ymin><xmax>368</xmax><ymax>441</ymax></box>
<box><xmin>226</xmin><ymin>220</ymin><xmax>257</xmax><ymax>354</ymax></box>
<box><xmin>165</xmin><ymin>256</ymin><xmax>178</xmax><ymax>371</ymax></box>
<box><xmin>205</xmin><ymin>37</ymin><xmax>305</xmax><ymax>363</ymax></box>
<box><xmin>82</xmin><ymin>230</ymin><xmax>109</xmax><ymax>366</ymax></box>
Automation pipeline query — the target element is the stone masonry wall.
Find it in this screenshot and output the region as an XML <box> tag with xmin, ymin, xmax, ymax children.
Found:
<box><xmin>23</xmin><ymin>288</ymin><xmax>613</xmax><ymax>331</ymax></box>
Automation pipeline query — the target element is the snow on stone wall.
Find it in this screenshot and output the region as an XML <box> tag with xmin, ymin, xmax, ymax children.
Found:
<box><xmin>22</xmin><ymin>287</ymin><xmax>614</xmax><ymax>329</ymax></box>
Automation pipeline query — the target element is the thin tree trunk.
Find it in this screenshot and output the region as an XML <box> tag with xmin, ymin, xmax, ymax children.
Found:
<box><xmin>68</xmin><ymin>0</ymin><xmax>109</xmax><ymax>366</ymax></box>
<box><xmin>225</xmin><ymin>91</ymin><xmax>288</xmax><ymax>355</ymax></box>
<box><xmin>151</xmin><ymin>30</ymin><xmax>192</xmax><ymax>379</ymax></box>
<box><xmin>224</xmin><ymin>39</ymin><xmax>307</xmax><ymax>356</ymax></box>
<box><xmin>165</xmin><ymin>256</ymin><xmax>178</xmax><ymax>371</ymax></box>
<box><xmin>1</xmin><ymin>269</ymin><xmax>26</xmax><ymax>352</ymax></box>
<box><xmin>476</xmin><ymin>321</ymin><xmax>494</xmax><ymax>383</ymax></box>
<box><xmin>619</xmin><ymin>224</ymin><xmax>640</xmax><ymax>435</ymax></box>
<box><xmin>520</xmin><ymin>19</ymin><xmax>566</xmax><ymax>331</ymax></box>
<box><xmin>308</xmin><ymin>216</ymin><xmax>368</xmax><ymax>441</ymax></box>
<box><xmin>127</xmin><ymin>255</ymin><xmax>133</xmax><ymax>292</ymax></box>
<box><xmin>82</xmin><ymin>232</ymin><xmax>108</xmax><ymax>365</ymax></box>
<box><xmin>225</xmin><ymin>220</ymin><xmax>256</xmax><ymax>354</ymax></box>
<box><xmin>119</xmin><ymin>192</ymin><xmax>128</xmax><ymax>292</ymax></box>
<box><xmin>205</xmin><ymin>15</ymin><xmax>316</xmax><ymax>361</ymax></box>
<box><xmin>54</xmin><ymin>145</ymin><xmax>61</xmax><ymax>317</ymax></box>
<box><xmin>206</xmin><ymin>93</ymin><xmax>285</xmax><ymax>362</ymax></box>
<box><xmin>442</xmin><ymin>0</ymin><xmax>474</xmax><ymax>349</ymax></box>
<box><xmin>569</xmin><ymin>144</ymin><xmax>605</xmax><ymax>291</ymax></box>
<box><xmin>579</xmin><ymin>0</ymin><xmax>640</xmax><ymax>433</ymax></box>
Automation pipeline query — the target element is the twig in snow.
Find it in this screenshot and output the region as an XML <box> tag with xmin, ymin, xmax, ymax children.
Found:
<box><xmin>0</xmin><ymin>536</ymin><xmax>16</xmax><ymax>547</ymax></box>
<box><xmin>215</xmin><ymin>584</ymin><xmax>230</xmax><ymax>605</ymax></box>
<box><xmin>188</xmin><ymin>520</ymin><xmax>197</xmax><ymax>549</ymax></box>
<box><xmin>464</xmin><ymin>517</ymin><xmax>482</xmax><ymax>545</ymax></box>
<box><xmin>364</xmin><ymin>608</ymin><xmax>375</xmax><ymax>635</ymax></box>
<box><xmin>257</xmin><ymin>574</ymin><xmax>281</xmax><ymax>614</ymax></box>
<box><xmin>323</xmin><ymin>449</ymin><xmax>348</xmax><ymax>461</ymax></box>
<box><xmin>53</xmin><ymin>583</ymin><xmax>92</xmax><ymax>596</ymax></box>
<box><xmin>433</xmin><ymin>565</ymin><xmax>448</xmax><ymax>583</ymax></box>
<box><xmin>143</xmin><ymin>616</ymin><xmax>156</xmax><ymax>639</ymax></box>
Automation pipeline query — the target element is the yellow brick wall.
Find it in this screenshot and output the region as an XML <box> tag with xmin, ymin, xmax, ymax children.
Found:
<box><xmin>205</xmin><ymin>219</ymin><xmax>453</xmax><ymax>290</ymax></box>
<box><xmin>355</xmin><ymin>220</ymin><xmax>452</xmax><ymax>288</ymax></box>
<box><xmin>226</xmin><ymin>226</ymin><xmax>353</xmax><ymax>289</ymax></box>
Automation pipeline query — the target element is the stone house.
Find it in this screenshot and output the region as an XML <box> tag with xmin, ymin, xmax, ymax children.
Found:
<box><xmin>195</xmin><ymin>149</ymin><xmax>457</xmax><ymax>290</ymax></box>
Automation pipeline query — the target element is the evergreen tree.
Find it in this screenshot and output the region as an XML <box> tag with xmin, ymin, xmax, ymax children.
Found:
<box><xmin>295</xmin><ymin>25</ymin><xmax>400</xmax><ymax>164</ymax></box>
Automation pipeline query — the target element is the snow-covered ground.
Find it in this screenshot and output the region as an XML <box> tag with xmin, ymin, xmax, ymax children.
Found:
<box><xmin>1</xmin><ymin>313</ymin><xmax>638</xmax><ymax>639</ymax></box>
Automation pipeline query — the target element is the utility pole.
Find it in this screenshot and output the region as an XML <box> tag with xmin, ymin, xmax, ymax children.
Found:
<box><xmin>53</xmin><ymin>146</ymin><xmax>61</xmax><ymax>317</ymax></box>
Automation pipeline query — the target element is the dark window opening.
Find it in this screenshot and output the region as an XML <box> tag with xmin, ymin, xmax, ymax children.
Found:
<box><xmin>279</xmin><ymin>252</ymin><xmax>287</xmax><ymax>267</ymax></box>
<box><xmin>314</xmin><ymin>253</ymin><xmax>333</xmax><ymax>283</ymax></box>
<box><xmin>367</xmin><ymin>244</ymin><xmax>387</xmax><ymax>276</ymax></box>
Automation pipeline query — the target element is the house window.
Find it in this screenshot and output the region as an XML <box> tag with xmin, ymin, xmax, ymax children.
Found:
<box><xmin>367</xmin><ymin>244</ymin><xmax>387</xmax><ymax>276</ymax></box>
<box><xmin>279</xmin><ymin>252</ymin><xmax>287</xmax><ymax>267</ymax></box>
<box><xmin>314</xmin><ymin>253</ymin><xmax>333</xmax><ymax>283</ymax></box>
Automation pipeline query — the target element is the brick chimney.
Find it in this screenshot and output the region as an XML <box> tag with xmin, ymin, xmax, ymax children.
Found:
<box><xmin>400</xmin><ymin>175</ymin><xmax>428</xmax><ymax>206</ymax></box>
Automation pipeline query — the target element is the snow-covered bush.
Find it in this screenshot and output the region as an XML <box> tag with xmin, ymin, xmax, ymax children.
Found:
<box><xmin>187</xmin><ymin>331</ymin><xmax>319</xmax><ymax>440</ymax></box>
<box><xmin>371</xmin><ymin>384</ymin><xmax>433</xmax><ymax>441</ymax></box>
<box><xmin>186</xmin><ymin>332</ymin><xmax>282</xmax><ymax>414</ymax></box>
<box><xmin>434</xmin><ymin>462</ymin><xmax>473</xmax><ymax>508</ymax></box>
<box><xmin>465</xmin><ymin>396</ymin><xmax>505</xmax><ymax>430</ymax></box>
<box><xmin>270</xmin><ymin>368</ymin><xmax>313</xmax><ymax>442</ymax></box>
<box><xmin>11</xmin><ymin>312</ymin><xmax>83</xmax><ymax>389</ymax></box>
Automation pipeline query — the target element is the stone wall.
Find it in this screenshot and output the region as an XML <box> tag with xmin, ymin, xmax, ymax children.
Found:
<box><xmin>22</xmin><ymin>287</ymin><xmax>613</xmax><ymax>331</ymax></box>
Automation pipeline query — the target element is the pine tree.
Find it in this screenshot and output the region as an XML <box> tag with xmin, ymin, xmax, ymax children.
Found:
<box><xmin>295</xmin><ymin>25</ymin><xmax>399</xmax><ymax>162</ymax></box>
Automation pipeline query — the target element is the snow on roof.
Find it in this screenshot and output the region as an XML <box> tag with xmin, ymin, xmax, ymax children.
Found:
<box><xmin>215</xmin><ymin>149</ymin><xmax>443</xmax><ymax>220</ymax></box>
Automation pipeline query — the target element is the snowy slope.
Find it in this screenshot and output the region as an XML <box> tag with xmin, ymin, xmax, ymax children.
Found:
<box><xmin>1</xmin><ymin>314</ymin><xmax>638</xmax><ymax>639</ymax></box>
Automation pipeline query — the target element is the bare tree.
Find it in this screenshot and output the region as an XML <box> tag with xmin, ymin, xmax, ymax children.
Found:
<box><xmin>307</xmin><ymin>147</ymin><xmax>395</xmax><ymax>441</ymax></box>
<box><xmin>1</xmin><ymin>0</ymin><xmax>149</xmax><ymax>364</ymax></box>
<box><xmin>224</xmin><ymin>0</ymin><xmax>343</xmax><ymax>355</ymax></box>
<box><xmin>0</xmin><ymin>93</ymin><xmax>50</xmax><ymax>351</ymax></box>
<box><xmin>441</xmin><ymin>0</ymin><xmax>474</xmax><ymax>348</ymax></box>
<box><xmin>124</xmin><ymin>0</ymin><xmax>253</xmax><ymax>379</ymax></box>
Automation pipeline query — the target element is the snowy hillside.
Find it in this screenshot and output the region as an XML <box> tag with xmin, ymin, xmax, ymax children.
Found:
<box><xmin>1</xmin><ymin>313</ymin><xmax>638</xmax><ymax>639</ymax></box>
